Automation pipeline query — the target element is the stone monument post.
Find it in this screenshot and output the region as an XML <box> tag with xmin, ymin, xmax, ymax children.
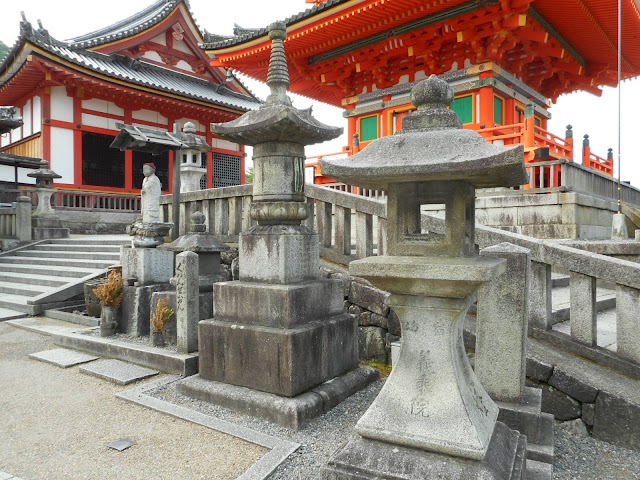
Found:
<box><xmin>176</xmin><ymin>21</ymin><xmax>378</xmax><ymax>430</ymax></box>
<box><xmin>321</xmin><ymin>75</ymin><xmax>530</xmax><ymax>478</ymax></box>
<box><xmin>173</xmin><ymin>251</ymin><xmax>199</xmax><ymax>354</ymax></box>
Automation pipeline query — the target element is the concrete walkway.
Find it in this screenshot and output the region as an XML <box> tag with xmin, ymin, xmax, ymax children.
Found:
<box><xmin>0</xmin><ymin>323</ymin><xmax>266</xmax><ymax>480</ymax></box>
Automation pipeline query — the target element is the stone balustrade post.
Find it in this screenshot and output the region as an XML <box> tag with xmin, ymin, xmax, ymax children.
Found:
<box><xmin>476</xmin><ymin>242</ymin><xmax>531</xmax><ymax>403</ymax></box>
<box><xmin>617</xmin><ymin>284</ymin><xmax>640</xmax><ymax>363</ymax></box>
<box><xmin>569</xmin><ymin>271</ymin><xmax>597</xmax><ymax>346</ymax></box>
<box><xmin>15</xmin><ymin>196</ymin><xmax>32</xmax><ymax>242</ymax></box>
<box><xmin>529</xmin><ymin>260</ymin><xmax>552</xmax><ymax>330</ymax></box>
<box><xmin>174</xmin><ymin>251</ymin><xmax>199</xmax><ymax>354</ymax></box>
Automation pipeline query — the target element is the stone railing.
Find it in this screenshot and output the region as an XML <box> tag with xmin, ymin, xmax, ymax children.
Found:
<box><xmin>166</xmin><ymin>183</ymin><xmax>640</xmax><ymax>375</ymax></box>
<box><xmin>0</xmin><ymin>197</ymin><xmax>31</xmax><ymax>241</ymax></box>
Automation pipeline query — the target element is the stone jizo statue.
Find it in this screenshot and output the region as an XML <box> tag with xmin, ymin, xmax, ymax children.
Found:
<box><xmin>141</xmin><ymin>162</ymin><xmax>161</xmax><ymax>223</ymax></box>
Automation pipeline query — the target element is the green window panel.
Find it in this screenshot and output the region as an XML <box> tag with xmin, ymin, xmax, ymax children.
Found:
<box><xmin>494</xmin><ymin>96</ymin><xmax>504</xmax><ymax>125</ymax></box>
<box><xmin>360</xmin><ymin>115</ymin><xmax>378</xmax><ymax>141</ymax></box>
<box><xmin>451</xmin><ymin>96</ymin><xmax>473</xmax><ymax>124</ymax></box>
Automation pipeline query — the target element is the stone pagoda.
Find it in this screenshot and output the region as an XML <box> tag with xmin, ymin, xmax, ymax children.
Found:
<box><xmin>320</xmin><ymin>75</ymin><xmax>530</xmax><ymax>478</ymax></box>
<box><xmin>176</xmin><ymin>21</ymin><xmax>378</xmax><ymax>429</ymax></box>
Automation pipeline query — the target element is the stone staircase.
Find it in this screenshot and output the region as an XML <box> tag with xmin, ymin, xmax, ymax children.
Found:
<box><xmin>0</xmin><ymin>236</ymin><xmax>128</xmax><ymax>315</ymax></box>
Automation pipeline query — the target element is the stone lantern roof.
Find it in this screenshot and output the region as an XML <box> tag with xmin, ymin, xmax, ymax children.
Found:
<box><xmin>210</xmin><ymin>22</ymin><xmax>342</xmax><ymax>147</ymax></box>
<box><xmin>321</xmin><ymin>75</ymin><xmax>528</xmax><ymax>191</ymax></box>
<box><xmin>162</xmin><ymin>211</ymin><xmax>229</xmax><ymax>253</ymax></box>
<box><xmin>27</xmin><ymin>160</ymin><xmax>62</xmax><ymax>187</ymax></box>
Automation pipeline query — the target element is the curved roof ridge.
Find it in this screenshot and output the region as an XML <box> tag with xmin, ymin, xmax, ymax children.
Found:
<box><xmin>67</xmin><ymin>0</ymin><xmax>179</xmax><ymax>47</ymax></box>
<box><xmin>201</xmin><ymin>0</ymin><xmax>345</xmax><ymax>50</ymax></box>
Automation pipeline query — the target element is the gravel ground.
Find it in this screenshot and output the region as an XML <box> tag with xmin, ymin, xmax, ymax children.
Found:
<box><xmin>0</xmin><ymin>324</ymin><xmax>265</xmax><ymax>480</ymax></box>
<box><xmin>150</xmin><ymin>378</ymin><xmax>640</xmax><ymax>480</ymax></box>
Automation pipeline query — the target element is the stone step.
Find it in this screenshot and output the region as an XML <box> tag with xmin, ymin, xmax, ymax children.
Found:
<box><xmin>551</xmin><ymin>286</ymin><xmax>616</xmax><ymax>324</ymax></box>
<box><xmin>0</xmin><ymin>263</ymin><xmax>96</xmax><ymax>278</ymax></box>
<box><xmin>551</xmin><ymin>273</ymin><xmax>569</xmax><ymax>288</ymax></box>
<box><xmin>525</xmin><ymin>459</ymin><xmax>553</xmax><ymax>480</ymax></box>
<box><xmin>46</xmin><ymin>238</ymin><xmax>129</xmax><ymax>246</ymax></box>
<box><xmin>0</xmin><ymin>256</ymin><xmax>115</xmax><ymax>269</ymax></box>
<box><xmin>0</xmin><ymin>271</ymin><xmax>78</xmax><ymax>287</ymax></box>
<box><xmin>0</xmin><ymin>280</ymin><xmax>53</xmax><ymax>297</ymax></box>
<box><xmin>32</xmin><ymin>244</ymin><xmax>123</xmax><ymax>253</ymax></box>
<box><xmin>16</xmin><ymin>250</ymin><xmax>121</xmax><ymax>261</ymax></box>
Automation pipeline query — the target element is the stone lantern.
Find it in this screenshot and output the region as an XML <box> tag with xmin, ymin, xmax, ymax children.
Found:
<box><xmin>162</xmin><ymin>210</ymin><xmax>229</xmax><ymax>288</ymax></box>
<box><xmin>321</xmin><ymin>75</ymin><xmax>529</xmax><ymax>478</ymax></box>
<box><xmin>179</xmin><ymin>122</ymin><xmax>210</xmax><ymax>193</ymax></box>
<box><xmin>27</xmin><ymin>160</ymin><xmax>69</xmax><ymax>239</ymax></box>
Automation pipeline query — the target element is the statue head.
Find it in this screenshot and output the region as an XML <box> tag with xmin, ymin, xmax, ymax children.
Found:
<box><xmin>143</xmin><ymin>163</ymin><xmax>156</xmax><ymax>177</ymax></box>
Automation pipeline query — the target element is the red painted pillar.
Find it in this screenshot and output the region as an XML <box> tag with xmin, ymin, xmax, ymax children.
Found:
<box><xmin>124</xmin><ymin>109</ymin><xmax>133</xmax><ymax>191</ymax></box>
<box><xmin>73</xmin><ymin>96</ymin><xmax>83</xmax><ymax>189</ymax></box>
<box><xmin>478</xmin><ymin>72</ymin><xmax>494</xmax><ymax>127</ymax></box>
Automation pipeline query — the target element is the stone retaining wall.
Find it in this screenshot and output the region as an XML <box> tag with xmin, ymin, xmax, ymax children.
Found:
<box><xmin>320</xmin><ymin>266</ymin><xmax>399</xmax><ymax>365</ymax></box>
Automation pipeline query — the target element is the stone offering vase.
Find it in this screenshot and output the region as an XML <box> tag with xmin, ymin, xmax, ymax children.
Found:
<box><xmin>100</xmin><ymin>306</ymin><xmax>119</xmax><ymax>337</ymax></box>
<box><xmin>150</xmin><ymin>330</ymin><xmax>165</xmax><ymax>347</ymax></box>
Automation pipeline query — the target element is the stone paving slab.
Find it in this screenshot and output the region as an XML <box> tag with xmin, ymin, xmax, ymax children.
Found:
<box><xmin>0</xmin><ymin>307</ymin><xmax>27</xmax><ymax>322</ymax></box>
<box><xmin>29</xmin><ymin>348</ymin><xmax>99</xmax><ymax>368</ymax></box>
<box><xmin>79</xmin><ymin>359</ymin><xmax>158</xmax><ymax>385</ymax></box>
<box><xmin>0</xmin><ymin>473</ymin><xmax>23</xmax><ymax>480</ymax></box>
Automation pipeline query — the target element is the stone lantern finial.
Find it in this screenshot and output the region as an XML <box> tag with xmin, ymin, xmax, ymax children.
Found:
<box><xmin>404</xmin><ymin>74</ymin><xmax>462</xmax><ymax>131</ymax></box>
<box><xmin>265</xmin><ymin>21</ymin><xmax>292</xmax><ymax>107</ymax></box>
<box><xmin>183</xmin><ymin>121</ymin><xmax>197</xmax><ymax>134</ymax></box>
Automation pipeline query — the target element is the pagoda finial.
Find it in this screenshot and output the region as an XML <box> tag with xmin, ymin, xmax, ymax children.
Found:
<box><xmin>265</xmin><ymin>21</ymin><xmax>292</xmax><ymax>106</ymax></box>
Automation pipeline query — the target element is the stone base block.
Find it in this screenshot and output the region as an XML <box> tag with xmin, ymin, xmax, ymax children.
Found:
<box><xmin>199</xmin><ymin>313</ymin><xmax>358</xmax><ymax>397</ymax></box>
<box><xmin>213</xmin><ymin>279</ymin><xmax>344</xmax><ymax>328</ymax></box>
<box><xmin>496</xmin><ymin>387</ymin><xmax>554</xmax><ymax>468</ymax></box>
<box><xmin>240</xmin><ymin>225</ymin><xmax>319</xmax><ymax>284</ymax></box>
<box><xmin>32</xmin><ymin>227</ymin><xmax>70</xmax><ymax>240</ymax></box>
<box><xmin>150</xmin><ymin>291</ymin><xmax>213</xmax><ymax>344</ymax></box>
<box><xmin>322</xmin><ymin>421</ymin><xmax>527</xmax><ymax>479</ymax></box>
<box><xmin>176</xmin><ymin>366</ymin><xmax>379</xmax><ymax>430</ymax></box>
<box><xmin>120</xmin><ymin>284</ymin><xmax>173</xmax><ymax>335</ymax></box>
<box><xmin>121</xmin><ymin>245</ymin><xmax>174</xmax><ymax>286</ymax></box>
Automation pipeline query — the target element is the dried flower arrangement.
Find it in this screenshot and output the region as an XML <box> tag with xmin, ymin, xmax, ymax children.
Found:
<box><xmin>93</xmin><ymin>270</ymin><xmax>124</xmax><ymax>307</ymax></box>
<box><xmin>152</xmin><ymin>298</ymin><xmax>175</xmax><ymax>333</ymax></box>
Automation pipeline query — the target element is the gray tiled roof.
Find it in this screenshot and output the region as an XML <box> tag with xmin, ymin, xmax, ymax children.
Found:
<box><xmin>1</xmin><ymin>18</ymin><xmax>262</xmax><ymax>112</ymax></box>
<box><xmin>68</xmin><ymin>0</ymin><xmax>180</xmax><ymax>48</ymax></box>
<box><xmin>201</xmin><ymin>0</ymin><xmax>345</xmax><ymax>49</ymax></box>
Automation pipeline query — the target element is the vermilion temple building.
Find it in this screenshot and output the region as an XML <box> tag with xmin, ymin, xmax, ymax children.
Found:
<box><xmin>0</xmin><ymin>0</ymin><xmax>261</xmax><ymax>193</ymax></box>
<box><xmin>203</xmin><ymin>0</ymin><xmax>640</xmax><ymax>188</ymax></box>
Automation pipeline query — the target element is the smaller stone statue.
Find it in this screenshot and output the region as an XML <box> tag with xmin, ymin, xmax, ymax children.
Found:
<box><xmin>127</xmin><ymin>163</ymin><xmax>172</xmax><ymax>248</ymax></box>
<box><xmin>141</xmin><ymin>163</ymin><xmax>161</xmax><ymax>223</ymax></box>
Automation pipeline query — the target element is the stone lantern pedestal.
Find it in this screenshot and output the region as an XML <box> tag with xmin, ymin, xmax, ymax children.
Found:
<box><xmin>320</xmin><ymin>75</ymin><xmax>530</xmax><ymax>478</ymax></box>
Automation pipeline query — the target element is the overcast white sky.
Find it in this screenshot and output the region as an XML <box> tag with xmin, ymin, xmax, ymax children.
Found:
<box><xmin>1</xmin><ymin>0</ymin><xmax>638</xmax><ymax>185</ymax></box>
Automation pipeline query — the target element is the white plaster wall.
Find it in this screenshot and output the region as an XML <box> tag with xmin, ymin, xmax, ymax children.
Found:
<box><xmin>1</xmin><ymin>133</ymin><xmax>9</xmax><ymax>148</ymax></box>
<box><xmin>213</xmin><ymin>139</ymin><xmax>239</xmax><ymax>151</ymax></box>
<box><xmin>175</xmin><ymin>60</ymin><xmax>194</xmax><ymax>73</ymax></box>
<box><xmin>0</xmin><ymin>165</ymin><xmax>36</xmax><ymax>185</ymax></box>
<box><xmin>151</xmin><ymin>34</ymin><xmax>166</xmax><ymax>46</ymax></box>
<box><xmin>11</xmin><ymin>110</ymin><xmax>22</xmax><ymax>143</ymax></box>
<box><xmin>50</xmin><ymin>86</ymin><xmax>74</xmax><ymax>122</ymax></box>
<box><xmin>82</xmin><ymin>98</ymin><xmax>124</xmax><ymax>117</ymax></box>
<box><xmin>173</xmin><ymin>39</ymin><xmax>191</xmax><ymax>55</ymax></box>
<box><xmin>82</xmin><ymin>113</ymin><xmax>109</xmax><ymax>130</ymax></box>
<box><xmin>23</xmin><ymin>99</ymin><xmax>32</xmax><ymax>137</ymax></box>
<box><xmin>143</xmin><ymin>51</ymin><xmax>163</xmax><ymax>63</ymax></box>
<box><xmin>32</xmin><ymin>96</ymin><xmax>41</xmax><ymax>134</ymax></box>
<box><xmin>133</xmin><ymin>109</ymin><xmax>168</xmax><ymax>125</ymax></box>
<box><xmin>50</xmin><ymin>127</ymin><xmax>74</xmax><ymax>184</ymax></box>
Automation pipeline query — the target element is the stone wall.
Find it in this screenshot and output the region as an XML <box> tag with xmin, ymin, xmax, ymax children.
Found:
<box><xmin>422</xmin><ymin>192</ymin><xmax>634</xmax><ymax>240</ymax></box>
<box><xmin>320</xmin><ymin>265</ymin><xmax>398</xmax><ymax>364</ymax></box>
<box><xmin>57</xmin><ymin>210</ymin><xmax>139</xmax><ymax>234</ymax></box>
